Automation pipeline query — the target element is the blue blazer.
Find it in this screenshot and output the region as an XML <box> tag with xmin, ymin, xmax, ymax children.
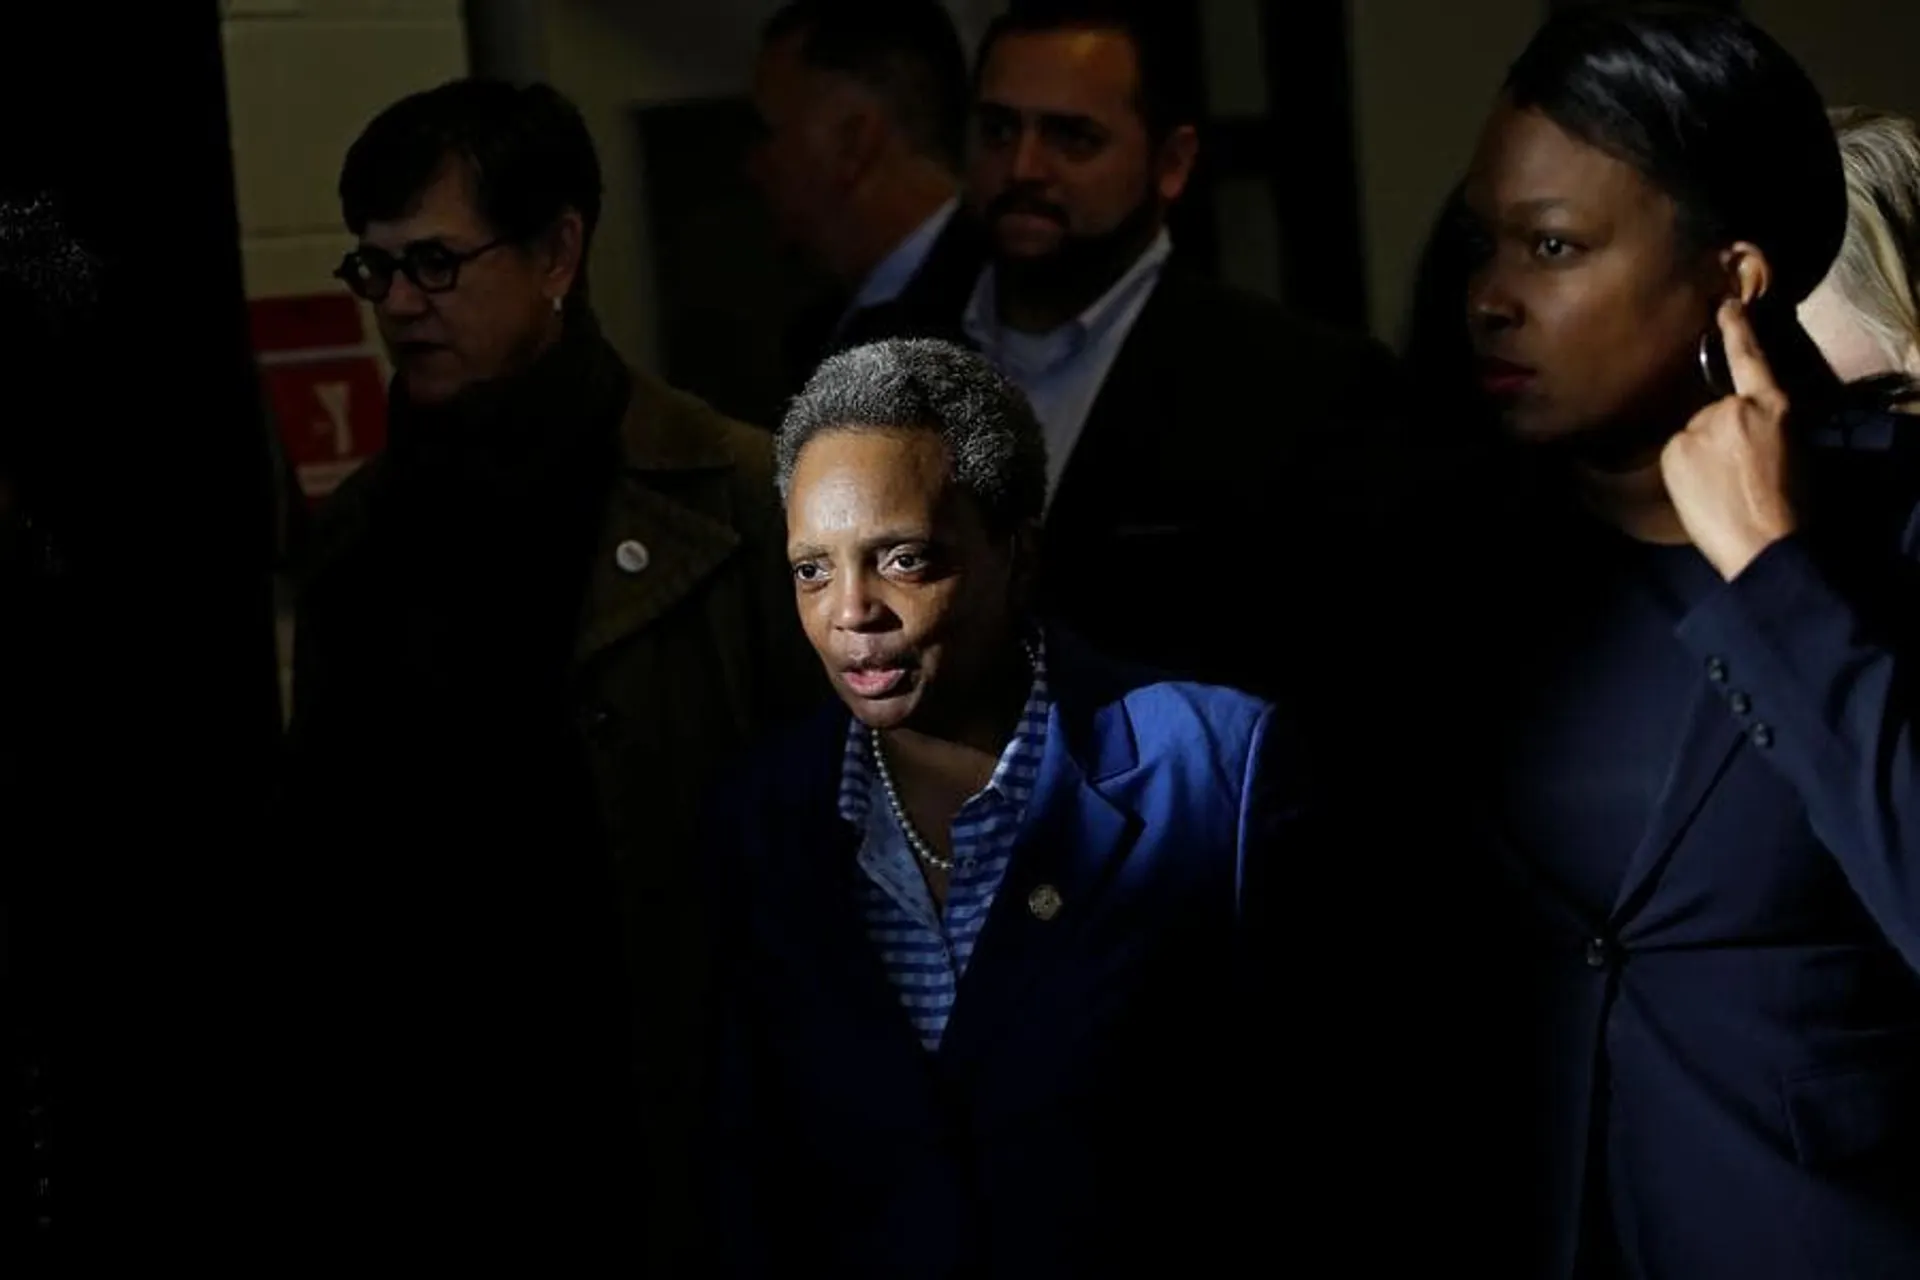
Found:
<box><xmin>698</xmin><ymin>636</ymin><xmax>1287</xmax><ymax>1278</ymax></box>
<box><xmin>1477</xmin><ymin>427</ymin><xmax>1920</xmax><ymax>1278</ymax></box>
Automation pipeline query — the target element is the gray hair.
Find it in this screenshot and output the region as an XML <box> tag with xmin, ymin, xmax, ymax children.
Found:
<box><xmin>774</xmin><ymin>338</ymin><xmax>1048</xmax><ymax>534</ymax></box>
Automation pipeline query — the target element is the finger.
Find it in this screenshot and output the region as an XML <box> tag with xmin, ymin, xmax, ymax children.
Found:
<box><xmin>1717</xmin><ymin>299</ymin><xmax>1783</xmax><ymax>404</ymax></box>
<box><xmin>1676</xmin><ymin>394</ymin><xmax>1730</xmax><ymax>442</ymax></box>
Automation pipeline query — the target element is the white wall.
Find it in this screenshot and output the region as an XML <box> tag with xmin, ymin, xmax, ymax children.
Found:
<box><xmin>1346</xmin><ymin>0</ymin><xmax>1539</xmax><ymax>345</ymax></box>
<box><xmin>533</xmin><ymin>0</ymin><xmax>774</xmax><ymax>375</ymax></box>
<box><xmin>220</xmin><ymin>0</ymin><xmax>469</xmax><ymax>717</ymax></box>
<box><xmin>1746</xmin><ymin>0</ymin><xmax>1920</xmax><ymax>123</ymax></box>
<box><xmin>221</xmin><ymin>0</ymin><xmax>468</xmax><ymax>304</ymax></box>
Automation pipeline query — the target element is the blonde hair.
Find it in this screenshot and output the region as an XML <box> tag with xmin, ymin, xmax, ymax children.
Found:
<box><xmin>1826</xmin><ymin>106</ymin><xmax>1920</xmax><ymax>370</ymax></box>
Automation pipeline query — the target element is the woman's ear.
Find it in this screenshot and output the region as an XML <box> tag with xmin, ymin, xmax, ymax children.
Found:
<box><xmin>1720</xmin><ymin>240</ymin><xmax>1773</xmax><ymax>306</ymax></box>
<box><xmin>540</xmin><ymin>207</ymin><xmax>586</xmax><ymax>305</ymax></box>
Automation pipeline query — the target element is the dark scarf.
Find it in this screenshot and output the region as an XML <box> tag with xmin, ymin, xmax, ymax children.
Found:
<box><xmin>295</xmin><ymin>316</ymin><xmax>643</xmax><ymax>1214</ymax></box>
<box><xmin>371</xmin><ymin>313</ymin><xmax>630</xmax><ymax>723</ymax></box>
<box><xmin>330</xmin><ymin>314</ymin><xmax>635</xmax><ymax>921</ymax></box>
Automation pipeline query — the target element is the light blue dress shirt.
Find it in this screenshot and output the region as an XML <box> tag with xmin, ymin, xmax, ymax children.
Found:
<box><xmin>962</xmin><ymin>230</ymin><xmax>1173</xmax><ymax>503</ymax></box>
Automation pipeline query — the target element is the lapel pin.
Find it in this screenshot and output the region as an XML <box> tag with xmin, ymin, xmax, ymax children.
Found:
<box><xmin>1027</xmin><ymin>884</ymin><xmax>1063</xmax><ymax>921</ymax></box>
<box><xmin>615</xmin><ymin>539</ymin><xmax>651</xmax><ymax>574</ymax></box>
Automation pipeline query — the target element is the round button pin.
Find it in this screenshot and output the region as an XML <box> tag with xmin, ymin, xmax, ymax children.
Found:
<box><xmin>1027</xmin><ymin>884</ymin><xmax>1063</xmax><ymax>921</ymax></box>
<box><xmin>615</xmin><ymin>539</ymin><xmax>651</xmax><ymax>574</ymax></box>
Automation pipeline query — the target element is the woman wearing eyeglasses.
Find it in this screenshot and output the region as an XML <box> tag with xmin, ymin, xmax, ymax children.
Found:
<box><xmin>281</xmin><ymin>78</ymin><xmax>824</xmax><ymax>1267</ymax></box>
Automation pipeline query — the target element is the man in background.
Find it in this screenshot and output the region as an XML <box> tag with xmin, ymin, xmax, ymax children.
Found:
<box><xmin>751</xmin><ymin>0</ymin><xmax>985</xmax><ymax>390</ymax></box>
<box><xmin>962</xmin><ymin>0</ymin><xmax>1412</xmax><ymax>706</ymax></box>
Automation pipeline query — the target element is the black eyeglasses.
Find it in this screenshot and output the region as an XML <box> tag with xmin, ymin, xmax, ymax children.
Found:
<box><xmin>332</xmin><ymin>237</ymin><xmax>509</xmax><ymax>302</ymax></box>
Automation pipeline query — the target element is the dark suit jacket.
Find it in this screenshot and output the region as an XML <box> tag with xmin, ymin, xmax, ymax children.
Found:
<box><xmin>783</xmin><ymin>207</ymin><xmax>986</xmax><ymax>393</ymax></box>
<box><xmin>1456</xmin><ymin>421</ymin><xmax>1920</xmax><ymax>1277</ymax></box>
<box><xmin>1038</xmin><ymin>268</ymin><xmax>1416</xmax><ymax>714</ymax></box>
<box><xmin>700</xmin><ymin>634</ymin><xmax>1289</xmax><ymax>1277</ymax></box>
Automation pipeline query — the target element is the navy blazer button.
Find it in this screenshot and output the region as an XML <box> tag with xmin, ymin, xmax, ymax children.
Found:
<box><xmin>1585</xmin><ymin>938</ymin><xmax>1612</xmax><ymax>969</ymax></box>
<box><xmin>1729</xmin><ymin>692</ymin><xmax>1752</xmax><ymax>715</ymax></box>
<box><xmin>1027</xmin><ymin>884</ymin><xmax>1063</xmax><ymax>920</ymax></box>
<box><xmin>1752</xmin><ymin>723</ymin><xmax>1775</xmax><ymax>749</ymax></box>
<box><xmin>1706</xmin><ymin>656</ymin><xmax>1729</xmax><ymax>683</ymax></box>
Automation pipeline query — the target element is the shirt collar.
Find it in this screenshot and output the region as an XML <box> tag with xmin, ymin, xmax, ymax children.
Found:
<box><xmin>962</xmin><ymin>228</ymin><xmax>1173</xmax><ymax>367</ymax></box>
<box><xmin>850</xmin><ymin>197</ymin><xmax>960</xmax><ymax>314</ymax></box>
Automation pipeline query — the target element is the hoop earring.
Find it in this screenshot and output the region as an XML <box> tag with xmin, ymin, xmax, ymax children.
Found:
<box><xmin>1697</xmin><ymin>330</ymin><xmax>1726</xmax><ymax>395</ymax></box>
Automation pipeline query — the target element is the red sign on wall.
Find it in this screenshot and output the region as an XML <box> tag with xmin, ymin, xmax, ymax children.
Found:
<box><xmin>250</xmin><ymin>293</ymin><xmax>388</xmax><ymax>505</ymax></box>
<box><xmin>262</xmin><ymin>357</ymin><xmax>389</xmax><ymax>501</ymax></box>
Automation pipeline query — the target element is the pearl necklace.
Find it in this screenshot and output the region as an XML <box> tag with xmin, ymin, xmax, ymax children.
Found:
<box><xmin>869</xmin><ymin>728</ymin><xmax>953</xmax><ymax>872</ymax></box>
<box><xmin>867</xmin><ymin>639</ymin><xmax>1039</xmax><ymax>875</ymax></box>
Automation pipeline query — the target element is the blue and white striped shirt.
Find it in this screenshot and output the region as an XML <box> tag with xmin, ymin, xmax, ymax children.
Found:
<box><xmin>837</xmin><ymin>643</ymin><xmax>1052</xmax><ymax>1051</ymax></box>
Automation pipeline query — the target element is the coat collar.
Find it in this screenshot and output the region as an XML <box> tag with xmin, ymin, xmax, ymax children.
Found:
<box><xmin>618</xmin><ymin>371</ymin><xmax>741</xmax><ymax>473</ymax></box>
<box><xmin>934</xmin><ymin>628</ymin><xmax>1145</xmax><ymax>1067</ymax></box>
<box><xmin>302</xmin><ymin>358</ymin><xmax>761</xmax><ymax>671</ymax></box>
<box><xmin>573</xmin><ymin>370</ymin><xmax>748</xmax><ymax>663</ymax></box>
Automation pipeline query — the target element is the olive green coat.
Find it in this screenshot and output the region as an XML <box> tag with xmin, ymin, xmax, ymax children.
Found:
<box><xmin>287</xmin><ymin>366</ymin><xmax>824</xmax><ymax>1262</ymax></box>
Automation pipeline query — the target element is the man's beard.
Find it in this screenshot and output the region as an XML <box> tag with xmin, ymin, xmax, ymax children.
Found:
<box><xmin>986</xmin><ymin>182</ymin><xmax>1164</xmax><ymax>316</ymax></box>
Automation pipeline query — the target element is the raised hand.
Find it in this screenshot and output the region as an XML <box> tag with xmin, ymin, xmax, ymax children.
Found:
<box><xmin>1661</xmin><ymin>299</ymin><xmax>1798</xmax><ymax>580</ymax></box>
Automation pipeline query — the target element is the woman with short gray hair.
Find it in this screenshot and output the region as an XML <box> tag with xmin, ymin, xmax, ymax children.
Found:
<box><xmin>705</xmin><ymin>336</ymin><xmax>1286</xmax><ymax>1276</ymax></box>
<box><xmin>775</xmin><ymin>336</ymin><xmax>1049</xmax><ymax>536</ymax></box>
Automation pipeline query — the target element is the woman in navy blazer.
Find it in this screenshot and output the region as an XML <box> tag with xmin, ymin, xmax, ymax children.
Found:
<box><xmin>697</xmin><ymin>338</ymin><xmax>1288</xmax><ymax>1277</ymax></box>
<box><xmin>1442</xmin><ymin>6</ymin><xmax>1920</xmax><ymax>1275</ymax></box>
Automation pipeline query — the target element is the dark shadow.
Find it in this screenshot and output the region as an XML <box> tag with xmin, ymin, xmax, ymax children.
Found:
<box><xmin>0</xmin><ymin>4</ymin><xmax>282</xmax><ymax>1259</ymax></box>
<box><xmin>637</xmin><ymin>97</ymin><xmax>834</xmax><ymax>428</ymax></box>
